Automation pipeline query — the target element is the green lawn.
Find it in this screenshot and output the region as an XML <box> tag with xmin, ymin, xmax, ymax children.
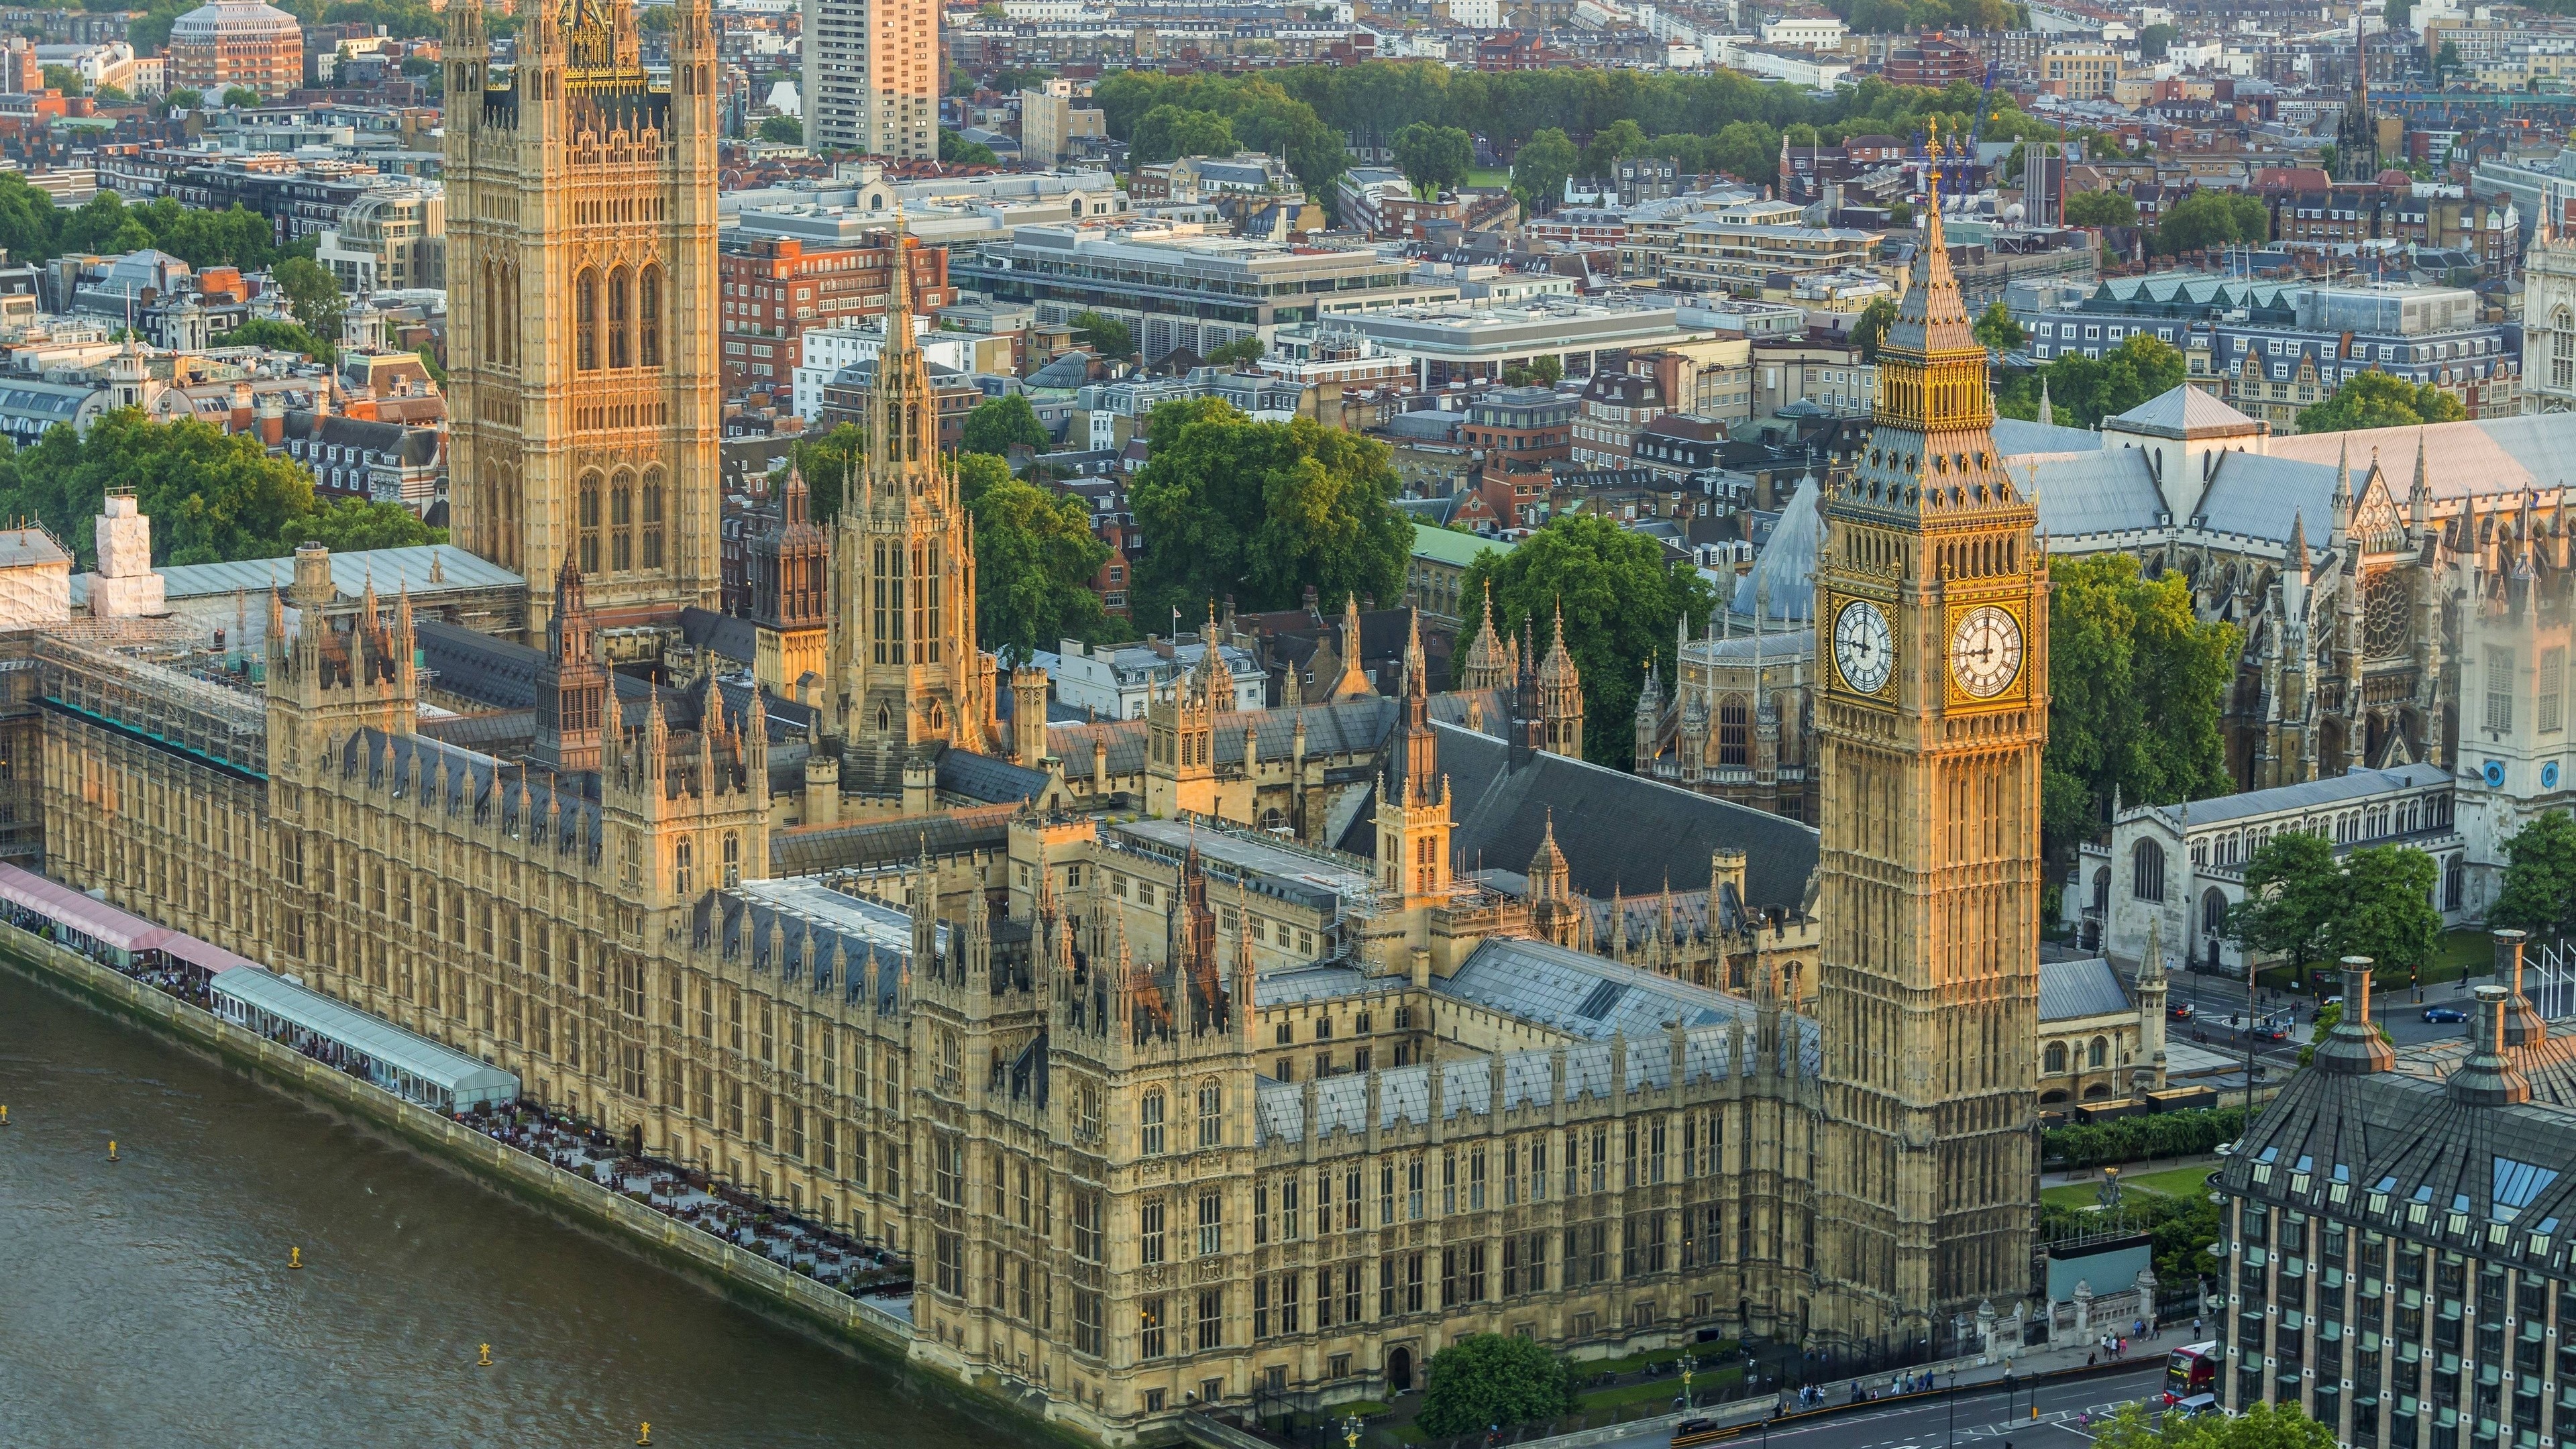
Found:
<box><xmin>1464</xmin><ymin>165</ymin><xmax>1511</xmax><ymax>188</ymax></box>
<box><xmin>2044</xmin><ymin>1165</ymin><xmax>2215</xmax><ymax>1211</ymax></box>
<box><xmin>2255</xmin><ymin>928</ymin><xmax>2496</xmax><ymax>992</ymax></box>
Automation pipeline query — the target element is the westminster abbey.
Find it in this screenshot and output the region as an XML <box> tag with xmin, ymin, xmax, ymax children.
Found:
<box><xmin>2</xmin><ymin>11</ymin><xmax>2061</xmax><ymax>1439</ymax></box>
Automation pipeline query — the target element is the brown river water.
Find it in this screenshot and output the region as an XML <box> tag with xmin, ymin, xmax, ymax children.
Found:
<box><xmin>0</xmin><ymin>965</ymin><xmax>1044</xmax><ymax>1449</ymax></box>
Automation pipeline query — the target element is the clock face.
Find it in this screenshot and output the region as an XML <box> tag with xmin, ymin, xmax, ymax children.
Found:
<box><xmin>1833</xmin><ymin>599</ymin><xmax>1894</xmax><ymax>696</ymax></box>
<box><xmin>1950</xmin><ymin>604</ymin><xmax>2024</xmax><ymax>699</ymax></box>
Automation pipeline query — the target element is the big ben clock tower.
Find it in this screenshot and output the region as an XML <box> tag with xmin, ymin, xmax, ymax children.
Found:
<box><xmin>1814</xmin><ymin>159</ymin><xmax>2047</xmax><ymax>1341</ymax></box>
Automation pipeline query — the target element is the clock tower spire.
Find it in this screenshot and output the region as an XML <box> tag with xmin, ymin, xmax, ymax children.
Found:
<box><xmin>1813</xmin><ymin>160</ymin><xmax>2048</xmax><ymax>1341</ymax></box>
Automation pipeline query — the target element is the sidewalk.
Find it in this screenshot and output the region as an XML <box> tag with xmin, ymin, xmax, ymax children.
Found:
<box><xmin>1397</xmin><ymin>1334</ymin><xmax>2175</xmax><ymax>1449</ymax></box>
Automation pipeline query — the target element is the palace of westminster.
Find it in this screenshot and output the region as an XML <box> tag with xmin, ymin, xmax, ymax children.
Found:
<box><xmin>25</xmin><ymin>1</ymin><xmax>2576</xmax><ymax>1438</ymax></box>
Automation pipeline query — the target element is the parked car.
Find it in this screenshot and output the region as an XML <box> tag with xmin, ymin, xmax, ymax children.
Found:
<box><xmin>2168</xmin><ymin>1002</ymin><xmax>2196</xmax><ymax>1021</ymax></box>
<box><xmin>2424</xmin><ymin>1006</ymin><xmax>2469</xmax><ymax>1024</ymax></box>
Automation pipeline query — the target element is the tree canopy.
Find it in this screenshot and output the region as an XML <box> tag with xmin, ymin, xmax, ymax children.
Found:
<box><xmin>970</xmin><ymin>476</ymin><xmax>1112</xmax><ymax>661</ymax></box>
<box><xmin>1509</xmin><ymin>128</ymin><xmax>1578</xmax><ymax>214</ymax></box>
<box><xmin>0</xmin><ymin>411</ymin><xmax>435</xmax><ymax>567</ymax></box>
<box><xmin>1066</xmin><ymin>311</ymin><xmax>1133</xmax><ymax>363</ymax></box>
<box><xmin>2158</xmin><ymin>189</ymin><xmax>2270</xmax><ymax>255</ymax></box>
<box><xmin>2490</xmin><ymin>810</ymin><xmax>2576</xmax><ymax>941</ymax></box>
<box><xmin>938</xmin><ymin>129</ymin><xmax>999</xmax><ymax>166</ymax></box>
<box><xmin>1850</xmin><ymin>296</ymin><xmax>1900</xmax><ymax>361</ymax></box>
<box><xmin>225</xmin><ymin>317</ymin><xmax>337</xmax><ymax>364</ymax></box>
<box><xmin>1972</xmin><ymin>300</ymin><xmax>2025</xmax><ymax>353</ymax></box>
<box><xmin>960</xmin><ymin>394</ymin><xmax>1052</xmax><ymax>457</ymax></box>
<box><xmin>2043</xmin><ymin>553</ymin><xmax>2239</xmax><ymax>857</ymax></box>
<box><xmin>2093</xmin><ymin>1399</ymin><xmax>2337</xmax><ymax>1449</ymax></box>
<box><xmin>1455</xmin><ymin>513</ymin><xmax>1720</xmax><ymax>770</ymax></box>
<box><xmin>2224</xmin><ymin>831</ymin><xmax>2344</xmax><ymax>980</ymax></box>
<box><xmin>2327</xmin><ymin>845</ymin><xmax>2443</xmax><ymax>979</ymax></box>
<box><xmin>1391</xmin><ymin>121</ymin><xmax>1472</xmax><ymax>199</ymax></box>
<box><xmin>1128</xmin><ymin>398</ymin><xmax>1410</xmax><ymax>629</ymax></box>
<box><xmin>2063</xmin><ymin>189</ymin><xmax>2139</xmax><ymax>228</ymax></box>
<box><xmin>2294</xmin><ymin>371</ymin><xmax>2469</xmax><ymax>434</ymax></box>
<box><xmin>1996</xmin><ymin>334</ymin><xmax>2188</xmax><ymax>429</ymax></box>
<box><xmin>788</xmin><ymin>422</ymin><xmax>866</xmax><ymax>525</ymax></box>
<box><xmin>756</xmin><ymin>114</ymin><xmax>802</xmax><ymax>145</ymax></box>
<box><xmin>272</xmin><ymin>256</ymin><xmax>345</xmax><ymax>343</ymax></box>
<box><xmin>1417</xmin><ymin>1334</ymin><xmax>1577</xmax><ymax>1438</ymax></box>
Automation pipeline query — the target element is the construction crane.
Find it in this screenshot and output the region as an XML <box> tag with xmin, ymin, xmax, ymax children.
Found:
<box><xmin>1905</xmin><ymin>59</ymin><xmax>2002</xmax><ymax>207</ymax></box>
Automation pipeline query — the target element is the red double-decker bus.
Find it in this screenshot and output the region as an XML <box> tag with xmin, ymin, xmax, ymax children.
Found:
<box><xmin>2165</xmin><ymin>1341</ymin><xmax>2220</xmax><ymax>1403</ymax></box>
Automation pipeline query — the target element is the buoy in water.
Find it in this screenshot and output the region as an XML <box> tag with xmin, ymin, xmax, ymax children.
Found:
<box><xmin>289</xmin><ymin>1246</ymin><xmax>304</xmax><ymax>1270</ymax></box>
<box><xmin>107</xmin><ymin>1139</ymin><xmax>118</xmax><ymax>1161</ymax></box>
<box><xmin>478</xmin><ymin>1343</ymin><xmax>494</xmax><ymax>1367</ymax></box>
<box><xmin>638</xmin><ymin>1424</ymin><xmax>653</xmax><ymax>1446</ymax></box>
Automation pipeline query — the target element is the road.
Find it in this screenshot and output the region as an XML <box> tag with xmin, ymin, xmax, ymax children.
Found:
<box><xmin>1614</xmin><ymin>1364</ymin><xmax>2168</xmax><ymax>1449</ymax></box>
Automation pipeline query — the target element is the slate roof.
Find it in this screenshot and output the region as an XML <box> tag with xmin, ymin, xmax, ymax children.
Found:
<box><xmin>2104</xmin><ymin>384</ymin><xmax>2263</xmax><ymax>438</ymax></box>
<box><xmin>2190</xmin><ymin>451</ymin><xmax>2340</xmax><ymax>543</ymax></box>
<box><xmin>133</xmin><ymin>545</ymin><xmax>521</xmax><ymax>604</ymax></box>
<box><xmin>2139</xmin><ymin>761</ymin><xmax>2449</xmax><ymax>830</ymax></box>
<box><xmin>1436</xmin><ymin>935</ymin><xmax>1757</xmax><ymax>1041</ymax></box>
<box><xmin>2264</xmin><ymin>413</ymin><xmax>2576</xmax><ymax>502</ymax></box>
<box><xmin>1729</xmin><ymin>472</ymin><xmax>1819</xmax><ymax>621</ymax></box>
<box><xmin>1415</xmin><ymin>721</ymin><xmax>1819</xmax><ymax>911</ymax></box>
<box><xmin>2039</xmin><ymin>957</ymin><xmax>2133</xmax><ymax>1022</ymax></box>
<box><xmin>417</xmin><ymin>620</ymin><xmax>774</xmax><ymax>739</ymax></box>
<box><xmin>2003</xmin><ymin>450</ymin><xmax>2166</xmax><ymax>536</ymax></box>
<box><xmin>712</xmin><ymin>877</ymin><xmax>930</xmax><ymax>1015</ymax></box>
<box><xmin>769</xmin><ymin>803</ymin><xmax>1020</xmax><ymax>877</ymax></box>
<box><xmin>934</xmin><ymin>747</ymin><xmax>1052</xmax><ymax>805</ymax></box>
<box><xmin>335</xmin><ymin>727</ymin><xmax>604</xmax><ymax>857</ymax></box>
<box><xmin>679</xmin><ymin>606</ymin><xmax>759</xmax><ymax>665</ymax></box>
<box><xmin>2216</xmin><ymin>1011</ymin><xmax>2576</xmax><ymax>1252</ymax></box>
<box><xmin>1992</xmin><ymin>418</ymin><xmax>2104</xmax><ymax>455</ymax></box>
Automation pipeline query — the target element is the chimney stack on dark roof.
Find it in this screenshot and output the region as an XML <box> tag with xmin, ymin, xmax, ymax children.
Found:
<box><xmin>2449</xmin><ymin>983</ymin><xmax>2534</xmax><ymax>1108</ymax></box>
<box><xmin>2314</xmin><ymin>956</ymin><xmax>2396</xmax><ymax>1077</ymax></box>
<box><xmin>2495</xmin><ymin>928</ymin><xmax>2547</xmax><ymax>1049</ymax></box>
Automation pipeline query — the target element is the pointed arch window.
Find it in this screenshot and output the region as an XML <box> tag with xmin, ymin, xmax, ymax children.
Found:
<box><xmin>641</xmin><ymin>466</ymin><xmax>665</xmax><ymax>571</ymax></box>
<box><xmin>639</xmin><ymin>264</ymin><xmax>663</xmax><ymax>368</ymax></box>
<box><xmin>481</xmin><ymin>260</ymin><xmax>498</xmax><ymax>363</ymax></box>
<box><xmin>578</xmin><ymin>471</ymin><xmax>603</xmax><ymax>575</ymax></box>
<box><xmin>610</xmin><ymin>470</ymin><xmax>635</xmax><ymax>572</ymax></box>
<box><xmin>1717</xmin><ymin>695</ymin><xmax>1748</xmax><ymax>765</ymax></box>
<box><xmin>576</xmin><ymin>268</ymin><xmax>599</xmax><ymax>370</ymax></box>
<box><xmin>2553</xmin><ymin>307</ymin><xmax>2573</xmax><ymax>392</ymax></box>
<box><xmin>608</xmin><ymin>265</ymin><xmax>633</xmax><ymax>369</ymax></box>
<box><xmin>675</xmin><ymin>839</ymin><xmax>693</xmax><ymax>897</ymax></box>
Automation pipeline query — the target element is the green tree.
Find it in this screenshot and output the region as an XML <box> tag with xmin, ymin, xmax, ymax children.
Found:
<box><xmin>1706</xmin><ymin>119</ymin><xmax>1782</xmax><ymax>184</ymax></box>
<box><xmin>960</xmin><ymin>393</ymin><xmax>1052</xmax><ymax>456</ymax></box>
<box><xmin>2489</xmin><ymin>810</ymin><xmax>2576</xmax><ymax>940</ymax></box>
<box><xmin>2157</xmin><ymin>189</ymin><xmax>2269</xmax><ymax>255</ymax></box>
<box><xmin>2294</xmin><ymin>370</ymin><xmax>2469</xmax><ymax>434</ymax></box>
<box><xmin>1391</xmin><ymin>121</ymin><xmax>1472</xmax><ymax>198</ymax></box>
<box><xmin>225</xmin><ymin>317</ymin><xmax>337</xmax><ymax>363</ymax></box>
<box><xmin>756</xmin><ymin>114</ymin><xmax>802</xmax><ymax>145</ymax></box>
<box><xmin>1850</xmin><ymin>295</ymin><xmax>1900</xmax><ymax>361</ymax></box>
<box><xmin>1576</xmin><ymin>118</ymin><xmax>1646</xmax><ymax>178</ymax></box>
<box><xmin>789</xmin><ymin>422</ymin><xmax>866</xmax><ymax>525</ymax></box>
<box><xmin>276</xmin><ymin>495</ymin><xmax>443</xmax><ymax>554</ymax></box>
<box><xmin>1067</xmin><ymin>310</ymin><xmax>1133</xmax><ymax>362</ymax></box>
<box><xmin>2438</xmin><ymin>40</ymin><xmax>2461</xmax><ymax>76</ymax></box>
<box><xmin>971</xmin><ymin>477</ymin><xmax>1112</xmax><ymax>659</ymax></box>
<box><xmin>1206</xmin><ymin>337</ymin><xmax>1266</xmax><ymax>367</ymax></box>
<box><xmin>164</xmin><ymin>87</ymin><xmax>203</xmax><ymax>113</ymax></box>
<box><xmin>2385</xmin><ymin>0</ymin><xmax>2412</xmax><ymax>24</ymax></box>
<box><xmin>2226</xmin><ymin>831</ymin><xmax>2343</xmax><ymax>983</ymax></box>
<box><xmin>1128</xmin><ymin>397</ymin><xmax>1409</xmax><ymax>627</ymax></box>
<box><xmin>93</xmin><ymin>83</ymin><xmax>127</xmax><ymax>105</ymax></box>
<box><xmin>2138</xmin><ymin>22</ymin><xmax>2178</xmax><ymax>58</ymax></box>
<box><xmin>2042</xmin><ymin>553</ymin><xmax>2239</xmax><ymax>856</ymax></box>
<box><xmin>1454</xmin><ymin>513</ymin><xmax>1719</xmax><ymax>769</ymax></box>
<box><xmin>2092</xmin><ymin>1399</ymin><xmax>2337</xmax><ymax>1449</ymax></box>
<box><xmin>272</xmin><ymin>256</ymin><xmax>345</xmax><ymax>342</ymax></box>
<box><xmin>938</xmin><ymin>128</ymin><xmax>998</xmax><ymax>166</ymax></box>
<box><xmin>221</xmin><ymin>86</ymin><xmax>261</xmax><ymax>109</ymax></box>
<box><xmin>1997</xmin><ymin>335</ymin><xmax>2187</xmax><ymax>429</ymax></box>
<box><xmin>0</xmin><ymin>411</ymin><xmax>324</xmax><ymax>566</ymax></box>
<box><xmin>1972</xmin><ymin>300</ymin><xmax>2025</xmax><ymax>353</ymax></box>
<box><xmin>414</xmin><ymin>345</ymin><xmax>447</xmax><ymax>387</ymax></box>
<box><xmin>2329</xmin><ymin>845</ymin><xmax>2443</xmax><ymax>980</ymax></box>
<box><xmin>2063</xmin><ymin>189</ymin><xmax>2139</xmax><ymax>228</ymax></box>
<box><xmin>954</xmin><ymin>450</ymin><xmax>1012</xmax><ymax>511</ymax></box>
<box><xmin>1531</xmin><ymin>355</ymin><xmax>1563</xmax><ymax>385</ymax></box>
<box><xmin>1509</xmin><ymin>128</ymin><xmax>1578</xmax><ymax>215</ymax></box>
<box><xmin>1130</xmin><ymin>104</ymin><xmax>1238</xmax><ymax>164</ymax></box>
<box><xmin>1417</xmin><ymin>1333</ymin><xmax>1576</xmax><ymax>1438</ymax></box>
<box><xmin>40</xmin><ymin>63</ymin><xmax>81</xmax><ymax>95</ymax></box>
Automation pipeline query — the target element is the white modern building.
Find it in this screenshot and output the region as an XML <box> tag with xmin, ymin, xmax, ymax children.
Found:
<box><xmin>1032</xmin><ymin>637</ymin><xmax>1266</xmax><ymax>720</ymax></box>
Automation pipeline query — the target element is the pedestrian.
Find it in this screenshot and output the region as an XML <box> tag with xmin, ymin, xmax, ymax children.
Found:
<box><xmin>2088</xmin><ymin>1352</ymin><xmax>2097</xmax><ymax>1367</ymax></box>
<box><xmin>2194</xmin><ymin>1317</ymin><xmax>2204</xmax><ymax>1338</ymax></box>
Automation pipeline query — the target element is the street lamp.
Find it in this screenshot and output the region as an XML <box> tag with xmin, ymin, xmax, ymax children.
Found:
<box><xmin>1341</xmin><ymin>1413</ymin><xmax>1363</xmax><ymax>1449</ymax></box>
<box><xmin>1680</xmin><ymin>1353</ymin><xmax>1696</xmax><ymax>1412</ymax></box>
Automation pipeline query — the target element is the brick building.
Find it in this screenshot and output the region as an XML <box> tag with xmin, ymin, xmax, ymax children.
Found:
<box><xmin>718</xmin><ymin>235</ymin><xmax>954</xmax><ymax>394</ymax></box>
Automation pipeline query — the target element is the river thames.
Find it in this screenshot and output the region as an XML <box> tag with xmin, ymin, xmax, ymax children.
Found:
<box><xmin>0</xmin><ymin>965</ymin><xmax>1039</xmax><ymax>1449</ymax></box>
